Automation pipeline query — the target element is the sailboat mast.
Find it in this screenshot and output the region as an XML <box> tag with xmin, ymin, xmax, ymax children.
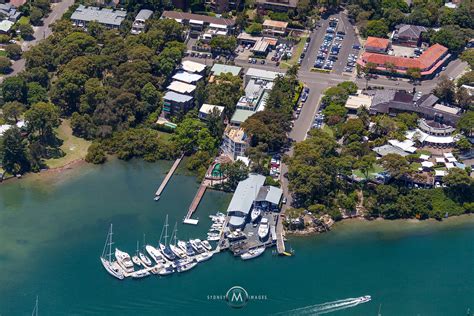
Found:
<box><xmin>31</xmin><ymin>295</ymin><xmax>38</xmax><ymax>316</ymax></box>
<box><xmin>109</xmin><ymin>224</ymin><xmax>113</xmax><ymax>262</ymax></box>
<box><xmin>164</xmin><ymin>215</ymin><xmax>169</xmax><ymax>246</ymax></box>
<box><xmin>173</xmin><ymin>223</ymin><xmax>178</xmax><ymax>246</ymax></box>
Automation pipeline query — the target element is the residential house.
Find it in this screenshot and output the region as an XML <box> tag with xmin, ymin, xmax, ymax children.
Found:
<box><xmin>70</xmin><ymin>5</ymin><xmax>126</xmax><ymax>29</ymax></box>
<box><xmin>365</xmin><ymin>37</ymin><xmax>390</xmax><ymax>54</ymax></box>
<box><xmin>222</xmin><ymin>126</ymin><xmax>250</xmax><ymax>160</ymax></box>
<box><xmin>392</xmin><ymin>24</ymin><xmax>427</xmax><ymax>47</ymax></box>
<box><xmin>198</xmin><ymin>103</ymin><xmax>224</xmax><ymax>120</ymax></box>
<box><xmin>256</xmin><ymin>0</ymin><xmax>299</xmax><ymax>12</ymax></box>
<box><xmin>262</xmin><ymin>19</ymin><xmax>288</xmax><ymax>37</ymax></box>
<box><xmin>130</xmin><ymin>9</ymin><xmax>153</xmax><ymax>35</ymax></box>
<box><xmin>162</xmin><ymin>91</ymin><xmax>194</xmax><ymax>116</ymax></box>
<box><xmin>161</xmin><ymin>11</ymin><xmax>235</xmax><ymax>36</ymax></box>
<box><xmin>0</xmin><ymin>3</ymin><xmax>21</xmax><ymax>22</ymax></box>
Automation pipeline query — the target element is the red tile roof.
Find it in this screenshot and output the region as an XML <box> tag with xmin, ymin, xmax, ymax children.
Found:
<box><xmin>365</xmin><ymin>37</ymin><xmax>390</xmax><ymax>50</ymax></box>
<box><xmin>9</xmin><ymin>0</ymin><xmax>26</xmax><ymax>7</ymax></box>
<box><xmin>361</xmin><ymin>43</ymin><xmax>448</xmax><ymax>70</ymax></box>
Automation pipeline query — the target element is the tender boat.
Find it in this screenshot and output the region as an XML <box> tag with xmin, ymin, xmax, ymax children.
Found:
<box><xmin>176</xmin><ymin>259</ymin><xmax>197</xmax><ymax>273</ymax></box>
<box><xmin>115</xmin><ymin>248</ymin><xmax>134</xmax><ymax>273</ymax></box>
<box><xmin>250</xmin><ymin>208</ymin><xmax>261</xmax><ymax>222</ymax></box>
<box><xmin>139</xmin><ymin>252</ymin><xmax>153</xmax><ymax>266</ymax></box>
<box><xmin>358</xmin><ymin>295</ymin><xmax>372</xmax><ymax>303</ymax></box>
<box><xmin>258</xmin><ymin>218</ymin><xmax>270</xmax><ymax>240</ymax></box>
<box><xmin>241</xmin><ymin>247</ymin><xmax>265</xmax><ymax>260</ymax></box>
<box><xmin>201</xmin><ymin>240</ymin><xmax>212</xmax><ymax>251</ymax></box>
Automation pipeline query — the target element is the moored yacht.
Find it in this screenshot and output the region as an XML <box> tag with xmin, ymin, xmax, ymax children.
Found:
<box><xmin>139</xmin><ymin>252</ymin><xmax>153</xmax><ymax>266</ymax></box>
<box><xmin>258</xmin><ymin>218</ymin><xmax>270</xmax><ymax>240</ymax></box>
<box><xmin>115</xmin><ymin>248</ymin><xmax>134</xmax><ymax>273</ymax></box>
<box><xmin>196</xmin><ymin>251</ymin><xmax>213</xmax><ymax>262</ymax></box>
<box><xmin>241</xmin><ymin>247</ymin><xmax>265</xmax><ymax>260</ymax></box>
<box><xmin>201</xmin><ymin>240</ymin><xmax>212</xmax><ymax>251</ymax></box>
<box><xmin>190</xmin><ymin>239</ymin><xmax>205</xmax><ymax>253</ymax></box>
<box><xmin>131</xmin><ymin>269</ymin><xmax>151</xmax><ymax>279</ymax></box>
<box><xmin>100</xmin><ymin>224</ymin><xmax>125</xmax><ymax>280</ymax></box>
<box><xmin>170</xmin><ymin>244</ymin><xmax>187</xmax><ymax>258</ymax></box>
<box><xmin>160</xmin><ymin>243</ymin><xmax>177</xmax><ymax>261</ymax></box>
<box><xmin>145</xmin><ymin>245</ymin><xmax>163</xmax><ymax>263</ymax></box>
<box><xmin>176</xmin><ymin>258</ymin><xmax>197</xmax><ymax>273</ymax></box>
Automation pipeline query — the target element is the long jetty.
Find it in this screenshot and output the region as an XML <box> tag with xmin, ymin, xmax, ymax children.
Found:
<box><xmin>183</xmin><ymin>184</ymin><xmax>207</xmax><ymax>225</ymax></box>
<box><xmin>154</xmin><ymin>154</ymin><xmax>184</xmax><ymax>199</ymax></box>
<box><xmin>276</xmin><ymin>216</ymin><xmax>286</xmax><ymax>254</ymax></box>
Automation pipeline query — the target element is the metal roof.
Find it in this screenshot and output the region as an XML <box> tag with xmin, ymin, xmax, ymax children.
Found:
<box><xmin>246</xmin><ymin>68</ymin><xmax>282</xmax><ymax>81</ymax></box>
<box><xmin>70</xmin><ymin>5</ymin><xmax>126</xmax><ymax>26</ymax></box>
<box><xmin>181</xmin><ymin>60</ymin><xmax>206</xmax><ymax>73</ymax></box>
<box><xmin>211</xmin><ymin>64</ymin><xmax>242</xmax><ymax>76</ymax></box>
<box><xmin>172</xmin><ymin>71</ymin><xmax>203</xmax><ymax>83</ymax></box>
<box><xmin>255</xmin><ymin>186</ymin><xmax>282</xmax><ymax>205</ymax></box>
<box><xmin>230</xmin><ymin>109</ymin><xmax>255</xmax><ymax>124</ymax></box>
<box><xmin>167</xmin><ymin>81</ymin><xmax>196</xmax><ymax>94</ymax></box>
<box><xmin>135</xmin><ymin>9</ymin><xmax>153</xmax><ymax>21</ymax></box>
<box><xmin>163</xmin><ymin>91</ymin><xmax>193</xmax><ymax>103</ymax></box>
<box><xmin>226</xmin><ymin>174</ymin><xmax>266</xmax><ymax>215</ymax></box>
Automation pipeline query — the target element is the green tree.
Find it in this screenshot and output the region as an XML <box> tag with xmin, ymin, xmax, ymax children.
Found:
<box><xmin>1</xmin><ymin>127</ymin><xmax>30</xmax><ymax>174</ymax></box>
<box><xmin>85</xmin><ymin>142</ymin><xmax>106</xmax><ymax>164</ymax></box>
<box><xmin>0</xmin><ymin>56</ymin><xmax>11</xmax><ymax>74</ymax></box>
<box><xmin>172</xmin><ymin>117</ymin><xmax>217</xmax><ymax>153</ymax></box>
<box><xmin>457</xmin><ymin>111</ymin><xmax>474</xmax><ymax>136</ymax></box>
<box><xmin>380</xmin><ymin>153</ymin><xmax>411</xmax><ymax>180</ymax></box>
<box><xmin>29</xmin><ymin>7</ymin><xmax>44</xmax><ymax>26</ymax></box>
<box><xmin>24</xmin><ymin>102</ymin><xmax>61</xmax><ymax>145</ymax></box>
<box><xmin>365</xmin><ymin>20</ymin><xmax>389</xmax><ymax>38</ymax></box>
<box><xmin>5</xmin><ymin>44</ymin><xmax>22</xmax><ymax>60</ymax></box>
<box><xmin>406</xmin><ymin>67</ymin><xmax>422</xmax><ymax>81</ymax></box>
<box><xmin>18</xmin><ymin>24</ymin><xmax>34</xmax><ymax>39</ymax></box>
<box><xmin>209</xmin><ymin>36</ymin><xmax>237</xmax><ymax>52</ymax></box>
<box><xmin>460</xmin><ymin>49</ymin><xmax>474</xmax><ymax>68</ymax></box>
<box><xmin>2</xmin><ymin>101</ymin><xmax>25</xmax><ymax>124</ymax></box>
<box><xmin>245</xmin><ymin>23</ymin><xmax>263</xmax><ymax>35</ymax></box>
<box><xmin>221</xmin><ymin>160</ymin><xmax>249</xmax><ymax>191</ymax></box>
<box><xmin>2</xmin><ymin>76</ymin><xmax>27</xmax><ymax>103</ymax></box>
<box><xmin>434</xmin><ymin>75</ymin><xmax>455</xmax><ymax>103</ymax></box>
<box><xmin>26</xmin><ymin>82</ymin><xmax>48</xmax><ymax>105</ymax></box>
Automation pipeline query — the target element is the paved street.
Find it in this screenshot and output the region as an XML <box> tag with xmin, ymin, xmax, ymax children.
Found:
<box><xmin>4</xmin><ymin>0</ymin><xmax>75</xmax><ymax>79</ymax></box>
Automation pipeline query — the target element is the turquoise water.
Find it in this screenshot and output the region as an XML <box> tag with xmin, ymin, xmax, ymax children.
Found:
<box><xmin>0</xmin><ymin>159</ymin><xmax>473</xmax><ymax>315</ymax></box>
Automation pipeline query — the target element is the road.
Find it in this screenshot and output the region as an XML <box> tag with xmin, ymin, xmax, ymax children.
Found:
<box><xmin>5</xmin><ymin>0</ymin><xmax>75</xmax><ymax>79</ymax></box>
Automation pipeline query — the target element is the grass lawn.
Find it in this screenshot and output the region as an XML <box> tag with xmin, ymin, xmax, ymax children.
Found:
<box><xmin>0</xmin><ymin>50</ymin><xmax>6</xmax><ymax>57</ymax></box>
<box><xmin>45</xmin><ymin>119</ymin><xmax>91</xmax><ymax>169</ymax></box>
<box><xmin>156</xmin><ymin>130</ymin><xmax>172</xmax><ymax>141</ymax></box>
<box><xmin>416</xmin><ymin>149</ymin><xmax>432</xmax><ymax>156</ymax></box>
<box><xmin>410</xmin><ymin>162</ymin><xmax>422</xmax><ymax>171</ymax></box>
<box><xmin>280</xmin><ymin>36</ymin><xmax>307</xmax><ymax>69</ymax></box>
<box><xmin>353</xmin><ymin>164</ymin><xmax>385</xmax><ymax>179</ymax></box>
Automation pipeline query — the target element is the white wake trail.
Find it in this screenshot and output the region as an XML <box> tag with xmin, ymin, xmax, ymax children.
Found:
<box><xmin>274</xmin><ymin>296</ymin><xmax>371</xmax><ymax>316</ymax></box>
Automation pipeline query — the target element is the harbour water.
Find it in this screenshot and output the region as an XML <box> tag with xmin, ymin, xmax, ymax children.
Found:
<box><xmin>0</xmin><ymin>159</ymin><xmax>473</xmax><ymax>315</ymax></box>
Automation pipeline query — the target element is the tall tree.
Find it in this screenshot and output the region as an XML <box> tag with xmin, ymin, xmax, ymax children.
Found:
<box><xmin>1</xmin><ymin>127</ymin><xmax>30</xmax><ymax>174</ymax></box>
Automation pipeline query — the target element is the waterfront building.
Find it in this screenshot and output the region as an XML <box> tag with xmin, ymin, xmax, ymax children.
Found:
<box><xmin>255</xmin><ymin>186</ymin><xmax>283</xmax><ymax>211</ymax></box>
<box><xmin>131</xmin><ymin>9</ymin><xmax>153</xmax><ymax>35</ymax></box>
<box><xmin>70</xmin><ymin>5</ymin><xmax>126</xmax><ymax>29</ymax></box>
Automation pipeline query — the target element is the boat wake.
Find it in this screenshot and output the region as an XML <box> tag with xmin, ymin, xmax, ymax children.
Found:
<box><xmin>274</xmin><ymin>296</ymin><xmax>371</xmax><ymax>315</ymax></box>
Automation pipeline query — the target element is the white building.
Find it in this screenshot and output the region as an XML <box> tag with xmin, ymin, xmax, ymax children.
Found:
<box><xmin>222</xmin><ymin>126</ymin><xmax>250</xmax><ymax>160</ymax></box>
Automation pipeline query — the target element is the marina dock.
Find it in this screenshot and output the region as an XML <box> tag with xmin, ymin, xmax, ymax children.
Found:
<box><xmin>154</xmin><ymin>154</ymin><xmax>184</xmax><ymax>199</ymax></box>
<box><xmin>184</xmin><ymin>184</ymin><xmax>207</xmax><ymax>225</ymax></box>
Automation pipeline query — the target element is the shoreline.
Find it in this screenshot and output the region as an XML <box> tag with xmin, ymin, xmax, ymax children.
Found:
<box><xmin>285</xmin><ymin>213</ymin><xmax>474</xmax><ymax>237</ymax></box>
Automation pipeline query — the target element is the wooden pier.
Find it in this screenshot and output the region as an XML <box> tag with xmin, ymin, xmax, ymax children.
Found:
<box><xmin>276</xmin><ymin>216</ymin><xmax>286</xmax><ymax>254</ymax></box>
<box><xmin>154</xmin><ymin>154</ymin><xmax>183</xmax><ymax>199</ymax></box>
<box><xmin>183</xmin><ymin>184</ymin><xmax>207</xmax><ymax>224</ymax></box>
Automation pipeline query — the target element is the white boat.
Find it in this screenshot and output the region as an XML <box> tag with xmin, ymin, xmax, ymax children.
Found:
<box><xmin>131</xmin><ymin>269</ymin><xmax>151</xmax><ymax>279</ymax></box>
<box><xmin>258</xmin><ymin>218</ymin><xmax>270</xmax><ymax>240</ymax></box>
<box><xmin>251</xmin><ymin>208</ymin><xmax>261</xmax><ymax>222</ymax></box>
<box><xmin>207</xmin><ymin>235</ymin><xmax>220</xmax><ymax>241</ymax></box>
<box><xmin>132</xmin><ymin>241</ymin><xmax>142</xmax><ymax>266</ymax></box>
<box><xmin>241</xmin><ymin>247</ymin><xmax>265</xmax><ymax>260</ymax></box>
<box><xmin>176</xmin><ymin>259</ymin><xmax>197</xmax><ymax>273</ymax></box>
<box><xmin>139</xmin><ymin>252</ymin><xmax>153</xmax><ymax>266</ymax></box>
<box><xmin>145</xmin><ymin>245</ymin><xmax>163</xmax><ymax>263</ymax></box>
<box><xmin>201</xmin><ymin>240</ymin><xmax>212</xmax><ymax>251</ymax></box>
<box><xmin>358</xmin><ymin>295</ymin><xmax>371</xmax><ymax>303</ymax></box>
<box><xmin>190</xmin><ymin>239</ymin><xmax>205</xmax><ymax>253</ymax></box>
<box><xmin>196</xmin><ymin>251</ymin><xmax>213</xmax><ymax>262</ymax></box>
<box><xmin>99</xmin><ymin>224</ymin><xmax>125</xmax><ymax>280</ymax></box>
<box><xmin>158</xmin><ymin>267</ymin><xmax>174</xmax><ymax>275</ymax></box>
<box><xmin>211</xmin><ymin>223</ymin><xmax>223</xmax><ymax>229</ymax></box>
<box><xmin>177</xmin><ymin>240</ymin><xmax>187</xmax><ymax>252</ymax></box>
<box><xmin>158</xmin><ymin>215</ymin><xmax>177</xmax><ymax>261</ymax></box>
<box><xmin>170</xmin><ymin>244</ymin><xmax>187</xmax><ymax>258</ymax></box>
<box><xmin>154</xmin><ymin>196</ymin><xmax>160</xmax><ymax>201</ymax></box>
<box><xmin>115</xmin><ymin>248</ymin><xmax>134</xmax><ymax>273</ymax></box>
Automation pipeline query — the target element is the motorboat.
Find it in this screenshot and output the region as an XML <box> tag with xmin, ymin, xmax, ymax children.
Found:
<box><xmin>184</xmin><ymin>242</ymin><xmax>196</xmax><ymax>256</ymax></box>
<box><xmin>207</xmin><ymin>235</ymin><xmax>220</xmax><ymax>241</ymax></box>
<box><xmin>145</xmin><ymin>245</ymin><xmax>163</xmax><ymax>263</ymax></box>
<box><xmin>131</xmin><ymin>269</ymin><xmax>150</xmax><ymax>279</ymax></box>
<box><xmin>176</xmin><ymin>259</ymin><xmax>197</xmax><ymax>273</ymax></box>
<box><xmin>358</xmin><ymin>296</ymin><xmax>371</xmax><ymax>303</ymax></box>
<box><xmin>115</xmin><ymin>248</ymin><xmax>134</xmax><ymax>273</ymax></box>
<box><xmin>139</xmin><ymin>252</ymin><xmax>153</xmax><ymax>266</ymax></box>
<box><xmin>258</xmin><ymin>218</ymin><xmax>270</xmax><ymax>240</ymax></box>
<box><xmin>190</xmin><ymin>239</ymin><xmax>205</xmax><ymax>253</ymax></box>
<box><xmin>241</xmin><ymin>247</ymin><xmax>265</xmax><ymax>260</ymax></box>
<box><xmin>177</xmin><ymin>240</ymin><xmax>187</xmax><ymax>253</ymax></box>
<box><xmin>158</xmin><ymin>267</ymin><xmax>174</xmax><ymax>275</ymax></box>
<box><xmin>250</xmin><ymin>208</ymin><xmax>261</xmax><ymax>222</ymax></box>
<box><xmin>196</xmin><ymin>252</ymin><xmax>213</xmax><ymax>262</ymax></box>
<box><xmin>201</xmin><ymin>240</ymin><xmax>212</xmax><ymax>251</ymax></box>
<box><xmin>170</xmin><ymin>244</ymin><xmax>187</xmax><ymax>258</ymax></box>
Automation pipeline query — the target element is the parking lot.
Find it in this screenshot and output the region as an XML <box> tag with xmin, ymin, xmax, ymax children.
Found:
<box><xmin>302</xmin><ymin>13</ymin><xmax>361</xmax><ymax>75</ymax></box>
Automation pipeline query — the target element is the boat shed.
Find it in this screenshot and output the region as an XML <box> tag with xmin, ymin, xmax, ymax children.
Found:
<box><xmin>255</xmin><ymin>186</ymin><xmax>283</xmax><ymax>211</ymax></box>
<box><xmin>227</xmin><ymin>174</ymin><xmax>266</xmax><ymax>229</ymax></box>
